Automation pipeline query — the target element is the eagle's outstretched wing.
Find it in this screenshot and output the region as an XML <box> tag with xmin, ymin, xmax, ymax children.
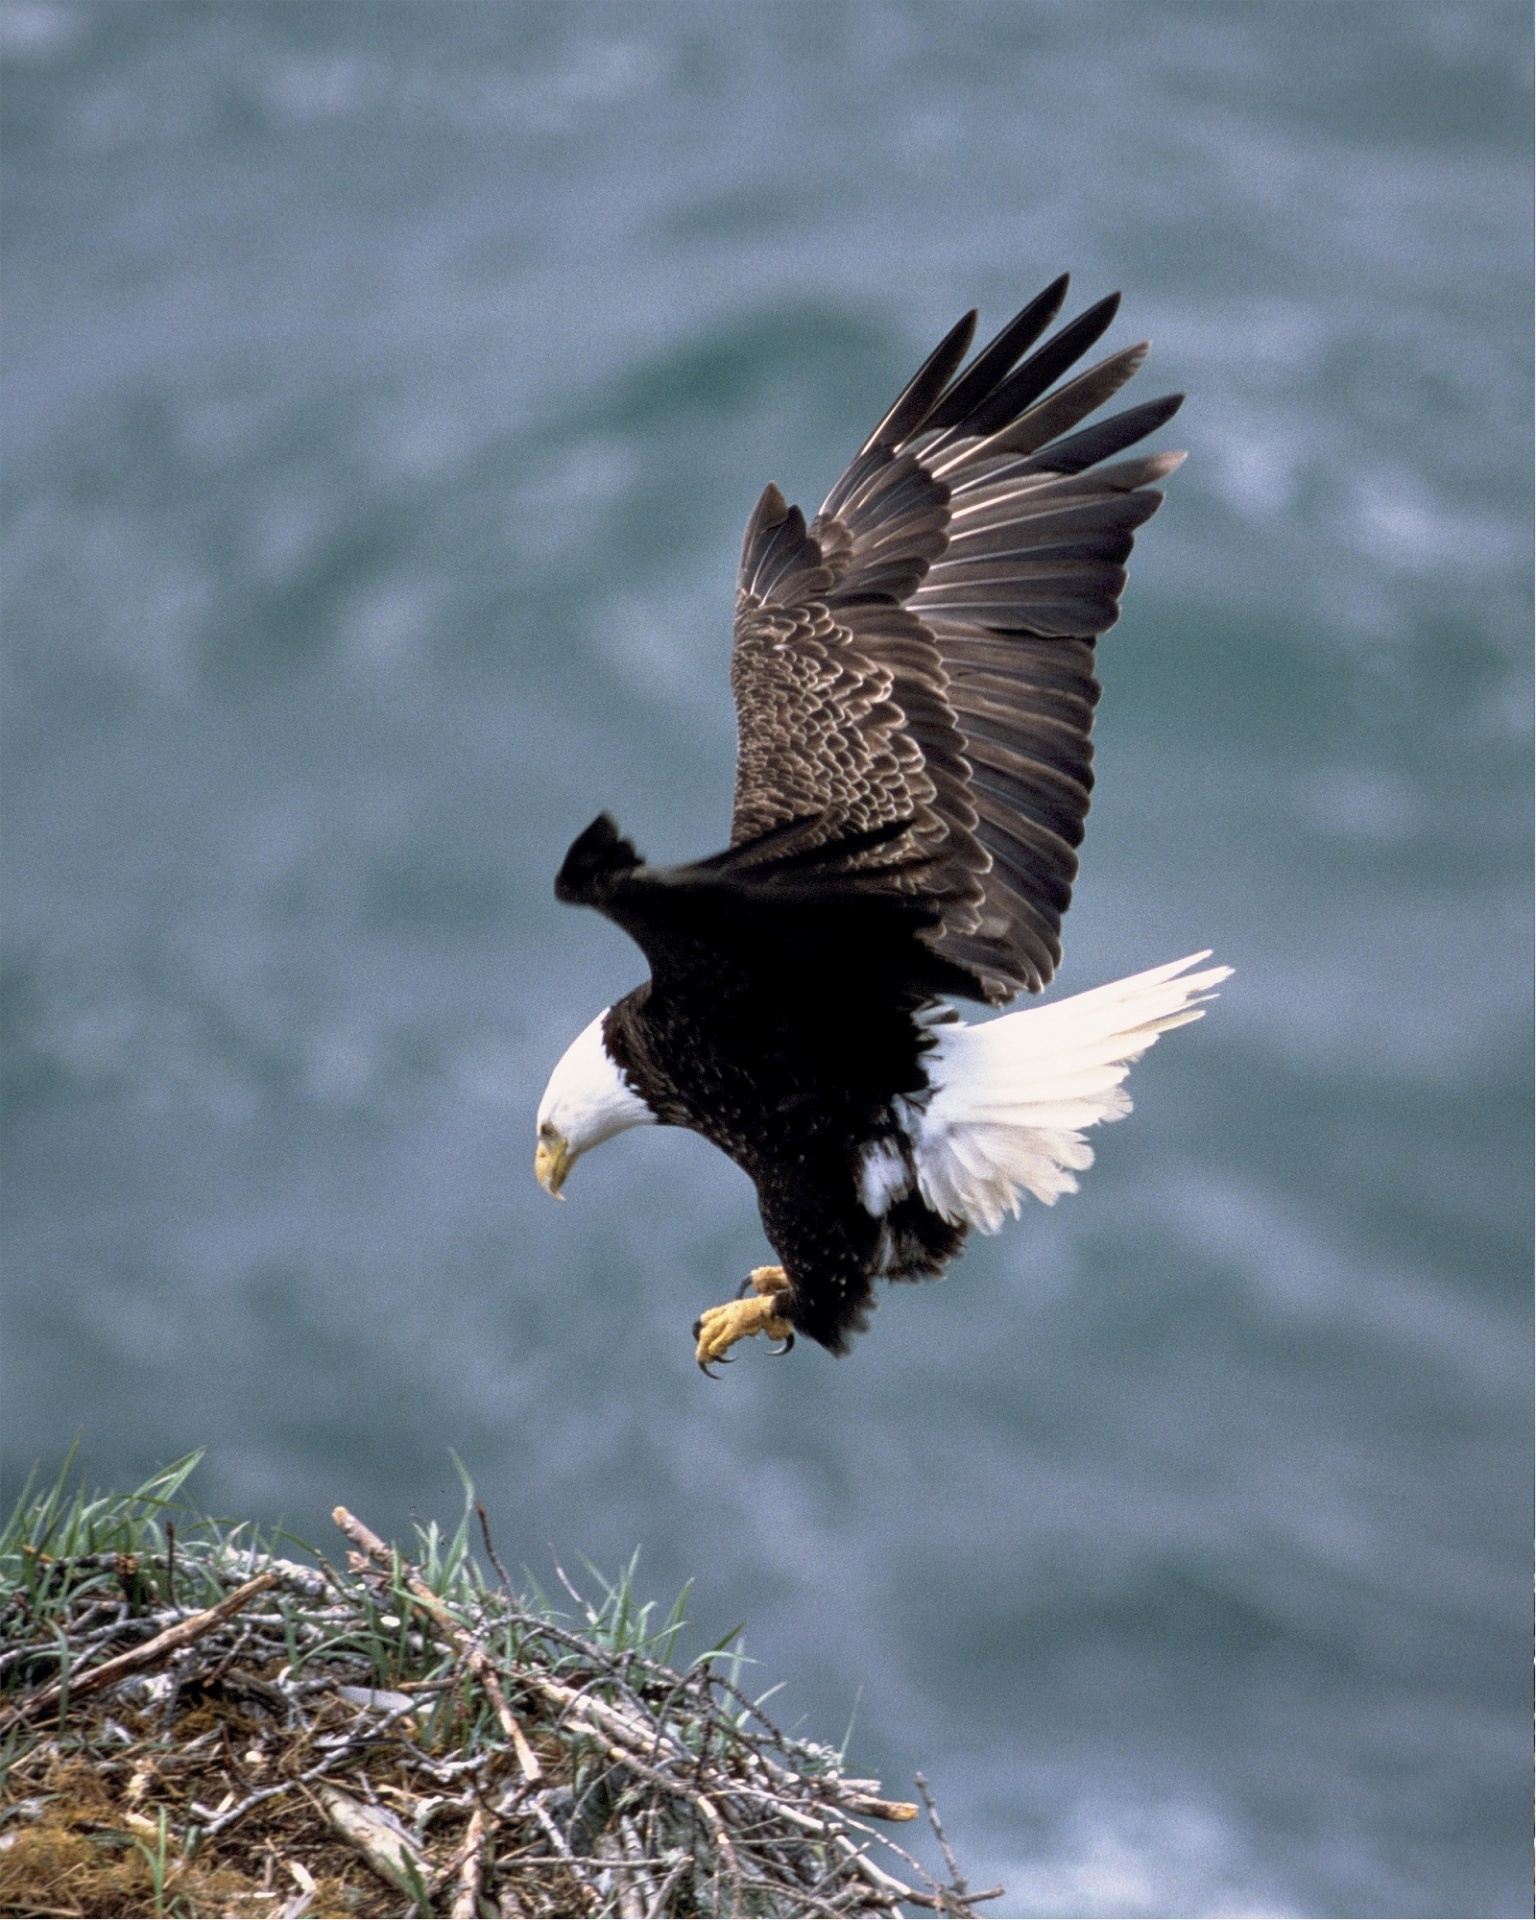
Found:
<box><xmin>729</xmin><ymin>276</ymin><xmax>1184</xmax><ymax>1003</ymax></box>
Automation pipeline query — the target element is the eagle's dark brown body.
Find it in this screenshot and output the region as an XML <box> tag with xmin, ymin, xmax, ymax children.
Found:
<box><xmin>597</xmin><ymin>910</ymin><xmax>965</xmax><ymax>1351</ymax></box>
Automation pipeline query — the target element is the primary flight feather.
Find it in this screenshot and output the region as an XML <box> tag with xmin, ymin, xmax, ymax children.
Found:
<box><xmin>535</xmin><ymin>278</ymin><xmax>1229</xmax><ymax>1367</ymax></box>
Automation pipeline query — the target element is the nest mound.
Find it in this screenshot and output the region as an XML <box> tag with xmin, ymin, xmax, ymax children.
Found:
<box><xmin>1</xmin><ymin>1455</ymin><xmax>995</xmax><ymax>1918</ymax></box>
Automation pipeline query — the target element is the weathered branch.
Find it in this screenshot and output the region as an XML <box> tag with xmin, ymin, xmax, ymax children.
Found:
<box><xmin>0</xmin><ymin>1570</ymin><xmax>277</xmax><ymax>1731</ymax></box>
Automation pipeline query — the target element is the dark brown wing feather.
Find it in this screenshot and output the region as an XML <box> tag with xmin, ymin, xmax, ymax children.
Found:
<box><xmin>729</xmin><ymin>278</ymin><xmax>1183</xmax><ymax>1002</ymax></box>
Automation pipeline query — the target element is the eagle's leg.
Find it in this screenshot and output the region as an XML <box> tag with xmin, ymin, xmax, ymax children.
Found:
<box><xmin>694</xmin><ymin>1266</ymin><xmax>795</xmax><ymax>1373</ymax></box>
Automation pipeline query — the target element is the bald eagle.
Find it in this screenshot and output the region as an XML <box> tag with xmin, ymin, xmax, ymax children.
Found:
<box><xmin>535</xmin><ymin>278</ymin><xmax>1228</xmax><ymax>1368</ymax></box>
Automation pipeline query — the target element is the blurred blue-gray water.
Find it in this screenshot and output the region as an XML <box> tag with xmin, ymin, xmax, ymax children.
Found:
<box><xmin>2</xmin><ymin>4</ymin><xmax>1530</xmax><ymax>1913</ymax></box>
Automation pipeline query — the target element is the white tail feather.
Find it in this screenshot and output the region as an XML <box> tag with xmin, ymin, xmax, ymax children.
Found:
<box><xmin>910</xmin><ymin>953</ymin><xmax>1231</xmax><ymax>1231</ymax></box>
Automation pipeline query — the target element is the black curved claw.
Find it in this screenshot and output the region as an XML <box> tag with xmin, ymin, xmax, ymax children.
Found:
<box><xmin>734</xmin><ymin>1275</ymin><xmax>754</xmax><ymax>1300</ymax></box>
<box><xmin>691</xmin><ymin>1316</ymin><xmax>704</xmax><ymax>1340</ymax></box>
<box><xmin>698</xmin><ymin>1358</ymin><xmax>720</xmax><ymax>1378</ymax></box>
<box><xmin>768</xmin><ymin>1332</ymin><xmax>796</xmax><ymax>1357</ymax></box>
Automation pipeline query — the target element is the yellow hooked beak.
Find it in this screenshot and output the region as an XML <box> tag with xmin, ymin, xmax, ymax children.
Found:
<box><xmin>535</xmin><ymin>1129</ymin><xmax>572</xmax><ymax>1198</ymax></box>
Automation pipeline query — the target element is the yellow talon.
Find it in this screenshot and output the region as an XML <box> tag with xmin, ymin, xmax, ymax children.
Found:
<box><xmin>694</xmin><ymin>1267</ymin><xmax>794</xmax><ymax>1370</ymax></box>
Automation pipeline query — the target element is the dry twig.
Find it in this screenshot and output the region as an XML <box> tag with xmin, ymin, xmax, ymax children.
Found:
<box><xmin>449</xmin><ymin>1804</ymin><xmax>488</xmax><ymax>1918</ymax></box>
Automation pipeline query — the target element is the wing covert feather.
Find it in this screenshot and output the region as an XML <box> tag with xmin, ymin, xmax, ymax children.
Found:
<box><xmin>730</xmin><ymin>280</ymin><xmax>1181</xmax><ymax>1001</ymax></box>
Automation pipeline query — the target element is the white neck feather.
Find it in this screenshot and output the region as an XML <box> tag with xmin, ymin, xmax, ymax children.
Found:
<box><xmin>538</xmin><ymin>1009</ymin><xmax>656</xmax><ymax>1161</ymax></box>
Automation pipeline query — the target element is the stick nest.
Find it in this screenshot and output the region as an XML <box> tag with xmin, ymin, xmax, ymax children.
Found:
<box><xmin>1</xmin><ymin>1454</ymin><xmax>996</xmax><ymax>1918</ymax></box>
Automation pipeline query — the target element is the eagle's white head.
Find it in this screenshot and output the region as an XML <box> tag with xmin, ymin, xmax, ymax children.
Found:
<box><xmin>535</xmin><ymin>1009</ymin><xmax>655</xmax><ymax>1196</ymax></box>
